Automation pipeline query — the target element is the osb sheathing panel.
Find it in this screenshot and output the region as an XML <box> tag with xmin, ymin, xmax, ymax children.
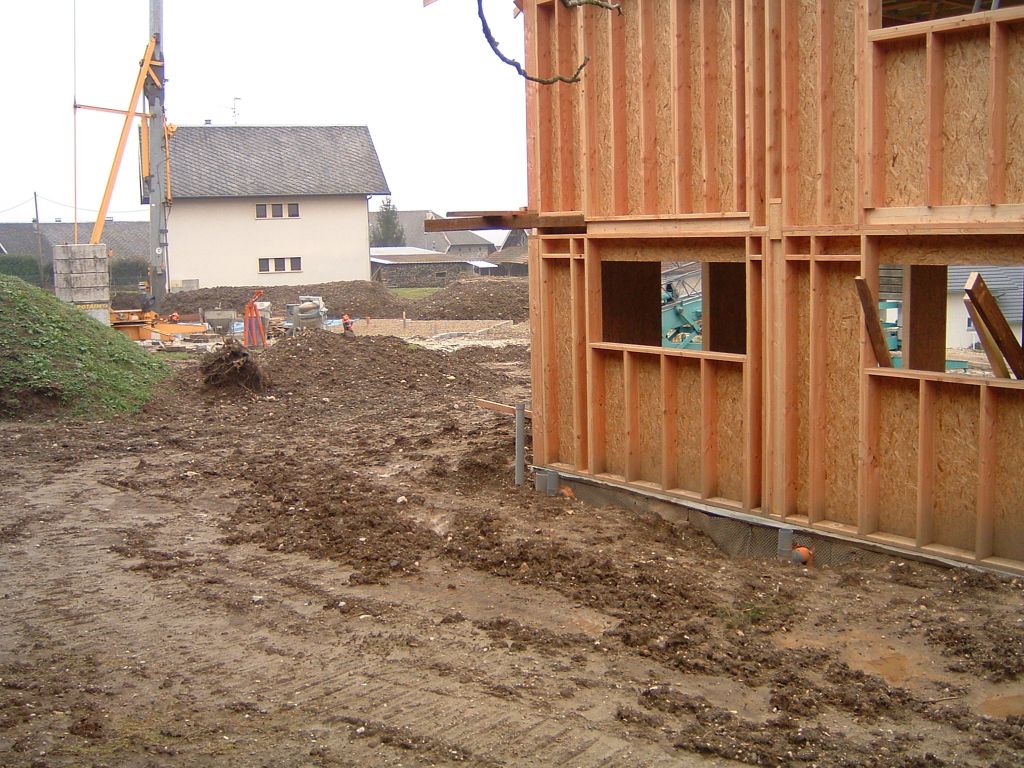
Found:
<box><xmin>551</xmin><ymin>261</ymin><xmax>576</xmax><ymax>464</ymax></box>
<box><xmin>652</xmin><ymin>0</ymin><xmax>675</xmax><ymax>214</ymax></box>
<box><xmin>796</xmin><ymin>0</ymin><xmax>820</xmax><ymax>225</ymax></box>
<box><xmin>636</xmin><ymin>354</ymin><xmax>663</xmax><ymax>483</ymax></box>
<box><xmin>587</xmin><ymin>9</ymin><xmax>613</xmax><ymax>217</ymax></box>
<box><xmin>941</xmin><ymin>30</ymin><xmax>990</xmax><ymax>206</ymax></box>
<box><xmin>715</xmin><ymin>362</ymin><xmax>745</xmax><ymax>503</ymax></box>
<box><xmin>821</xmin><ymin>264</ymin><xmax>860</xmax><ymax>527</ymax></box>
<box><xmin>877</xmin><ymin>379</ymin><xmax>919</xmax><ymax>541</ymax></box>
<box><xmin>714</xmin><ymin>0</ymin><xmax>736</xmax><ymax>213</ymax></box>
<box><xmin>992</xmin><ymin>390</ymin><xmax>1024</xmax><ymax>561</ymax></box>
<box><xmin>931</xmin><ymin>383</ymin><xmax>978</xmax><ymax>553</ymax></box>
<box><xmin>877</xmin><ymin>235</ymin><xmax>1024</xmax><ymax>265</ymax></box>
<box><xmin>624</xmin><ymin>0</ymin><xmax>643</xmax><ymax>214</ymax></box>
<box><xmin>688</xmin><ymin>0</ymin><xmax>705</xmax><ymax>212</ymax></box>
<box><xmin>792</xmin><ymin>263</ymin><xmax>811</xmax><ymax>516</ymax></box>
<box><xmin>558</xmin><ymin>3</ymin><xmax>584</xmax><ymax>212</ymax></box>
<box><xmin>673</xmin><ymin>358</ymin><xmax>703</xmax><ymax>493</ymax></box>
<box><xmin>603</xmin><ymin>351</ymin><xmax>626</xmax><ymax>477</ymax></box>
<box><xmin>883</xmin><ymin>39</ymin><xmax>927</xmax><ymax>207</ymax></box>
<box><xmin>1005</xmin><ymin>25</ymin><xmax>1024</xmax><ymax>202</ymax></box>
<box><xmin>830</xmin><ymin>0</ymin><xmax>857</xmax><ymax>224</ymax></box>
<box><xmin>598</xmin><ymin>238</ymin><xmax>746</xmax><ymax>262</ymax></box>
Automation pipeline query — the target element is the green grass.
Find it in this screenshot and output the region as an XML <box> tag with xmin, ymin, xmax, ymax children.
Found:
<box><xmin>0</xmin><ymin>275</ymin><xmax>172</xmax><ymax>417</ymax></box>
<box><xmin>388</xmin><ymin>287</ymin><xmax>441</xmax><ymax>300</ymax></box>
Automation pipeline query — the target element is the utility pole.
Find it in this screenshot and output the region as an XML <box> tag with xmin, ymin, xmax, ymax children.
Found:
<box><xmin>33</xmin><ymin>192</ymin><xmax>46</xmax><ymax>289</ymax></box>
<box><xmin>144</xmin><ymin>0</ymin><xmax>169</xmax><ymax>304</ymax></box>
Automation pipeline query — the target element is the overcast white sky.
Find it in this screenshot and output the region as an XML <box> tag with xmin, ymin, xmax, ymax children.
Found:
<box><xmin>0</xmin><ymin>1</ymin><xmax>528</xmax><ymax>239</ymax></box>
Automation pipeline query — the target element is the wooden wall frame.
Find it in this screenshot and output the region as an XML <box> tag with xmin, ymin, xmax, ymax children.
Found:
<box><xmin>518</xmin><ymin>0</ymin><xmax>1024</xmax><ymax>575</ymax></box>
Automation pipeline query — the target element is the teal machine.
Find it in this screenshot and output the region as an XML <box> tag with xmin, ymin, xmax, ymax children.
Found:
<box><xmin>662</xmin><ymin>291</ymin><xmax>703</xmax><ymax>349</ymax></box>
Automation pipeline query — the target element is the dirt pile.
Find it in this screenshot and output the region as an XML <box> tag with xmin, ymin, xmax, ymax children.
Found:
<box><xmin>159</xmin><ymin>280</ymin><xmax>407</xmax><ymax>319</ymax></box>
<box><xmin>406</xmin><ymin>277</ymin><xmax>530</xmax><ymax>322</ymax></box>
<box><xmin>199</xmin><ymin>339</ymin><xmax>267</xmax><ymax>391</ymax></box>
<box><xmin>0</xmin><ymin>275</ymin><xmax>170</xmax><ymax>417</ymax></box>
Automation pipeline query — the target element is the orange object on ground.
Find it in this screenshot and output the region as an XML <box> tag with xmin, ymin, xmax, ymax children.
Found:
<box><xmin>244</xmin><ymin>290</ymin><xmax>267</xmax><ymax>349</ymax></box>
<box><xmin>791</xmin><ymin>545</ymin><xmax>814</xmax><ymax>567</ymax></box>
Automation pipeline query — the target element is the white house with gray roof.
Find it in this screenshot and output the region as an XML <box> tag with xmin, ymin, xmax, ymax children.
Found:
<box><xmin>167</xmin><ymin>125</ymin><xmax>389</xmax><ymax>289</ymax></box>
<box><xmin>945</xmin><ymin>266</ymin><xmax>1023</xmax><ymax>349</ymax></box>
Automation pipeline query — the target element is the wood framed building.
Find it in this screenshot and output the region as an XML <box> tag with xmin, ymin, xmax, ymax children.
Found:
<box><xmin>514</xmin><ymin>0</ymin><xmax>1024</xmax><ymax>574</ymax></box>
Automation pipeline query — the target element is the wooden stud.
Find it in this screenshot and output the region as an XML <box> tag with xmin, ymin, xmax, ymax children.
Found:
<box><xmin>701</xmin><ymin>0</ymin><xmax>721</xmax><ymax>212</ymax></box>
<box><xmin>817</xmin><ymin>0</ymin><xmax>835</xmax><ymax>224</ymax></box>
<box><xmin>766</xmin><ymin>0</ymin><xmax>782</xmax><ymax>202</ymax></box>
<box><xmin>570</xmin><ymin>254</ymin><xmax>589</xmax><ymax>469</ymax></box>
<box><xmin>782</xmin><ymin>260</ymin><xmax>799</xmax><ymax>516</ymax></box>
<box><xmin>964</xmin><ymin>295</ymin><xmax>1011</xmax><ymax>379</ymax></box>
<box><xmin>672</xmin><ymin>0</ymin><xmax>694</xmax><ymax>213</ymax></box>
<box><xmin>965</xmin><ymin>272</ymin><xmax>1024</xmax><ymax>378</ymax></box>
<box><xmin>540</xmin><ymin>258</ymin><xmax>561</xmax><ymax>462</ymax></box>
<box><xmin>585</xmin><ymin>240</ymin><xmax>606</xmax><ymax>474</ymax></box>
<box><xmin>535</xmin><ymin>2</ymin><xmax>555</xmax><ymax>212</ymax></box>
<box><xmin>989</xmin><ymin>21</ymin><xmax>1008</xmax><ymax>205</ymax></box>
<box><xmin>582</xmin><ymin>5</ymin><xmax>599</xmax><ymax>215</ymax></box>
<box><xmin>745</xmin><ymin>0</ymin><xmax>767</xmax><ymax>224</ymax></box>
<box><xmin>640</xmin><ymin>0</ymin><xmax>658</xmax><ymax>213</ymax></box>
<box><xmin>976</xmin><ymin>384</ymin><xmax>996</xmax><ymax>560</ymax></box>
<box><xmin>733</xmin><ymin>0</ymin><xmax>747</xmax><ymax>214</ymax></box>
<box><xmin>808</xmin><ymin>259</ymin><xmax>826</xmax><ymax>523</ymax></box>
<box><xmin>555</xmin><ymin>0</ymin><xmax>578</xmax><ymax>212</ymax></box>
<box><xmin>858</xmin><ymin>237</ymin><xmax>881</xmax><ymax>536</ymax></box>
<box><xmin>624</xmin><ymin>351</ymin><xmax>640</xmax><ymax>481</ymax></box>
<box><xmin>701</xmin><ymin>358</ymin><xmax>718</xmax><ymax>499</ymax></box>
<box><xmin>661</xmin><ymin>355</ymin><xmax>679</xmax><ymax>490</ymax></box>
<box><xmin>610</xmin><ymin>8</ymin><xmax>628</xmax><ymax>215</ymax></box>
<box><xmin>527</xmin><ymin>236</ymin><xmax>547</xmax><ymax>466</ymax></box>
<box><xmin>744</xmin><ymin>248</ymin><xmax>764</xmax><ymax>510</ymax></box>
<box><xmin>916</xmin><ymin>379</ymin><xmax>936</xmax><ymax>548</ymax></box>
<box><xmin>779</xmin><ymin>0</ymin><xmax>798</xmax><ymax>223</ymax></box>
<box><xmin>854</xmin><ymin>276</ymin><xmax>893</xmax><ymax>367</ymax></box>
<box><xmin>925</xmin><ymin>32</ymin><xmax>945</xmax><ymax>207</ymax></box>
<box><xmin>525</xmin><ymin>1</ymin><xmax>541</xmax><ymax>213</ymax></box>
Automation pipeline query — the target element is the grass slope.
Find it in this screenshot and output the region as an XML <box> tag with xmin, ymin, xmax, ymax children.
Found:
<box><xmin>0</xmin><ymin>275</ymin><xmax>171</xmax><ymax>417</ymax></box>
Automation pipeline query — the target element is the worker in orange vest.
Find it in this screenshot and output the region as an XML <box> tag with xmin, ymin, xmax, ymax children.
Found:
<box><xmin>169</xmin><ymin>311</ymin><xmax>180</xmax><ymax>323</ymax></box>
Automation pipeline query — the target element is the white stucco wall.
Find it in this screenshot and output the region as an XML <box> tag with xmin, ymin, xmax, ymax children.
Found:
<box><xmin>167</xmin><ymin>195</ymin><xmax>371</xmax><ymax>288</ymax></box>
<box><xmin>945</xmin><ymin>294</ymin><xmax>1022</xmax><ymax>349</ymax></box>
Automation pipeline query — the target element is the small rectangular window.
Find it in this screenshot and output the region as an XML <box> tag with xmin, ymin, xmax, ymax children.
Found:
<box><xmin>289</xmin><ymin>257</ymin><xmax>302</xmax><ymax>271</ymax></box>
<box><xmin>274</xmin><ymin>258</ymin><xmax>286</xmax><ymax>272</ymax></box>
<box><xmin>258</xmin><ymin>258</ymin><xmax>270</xmax><ymax>272</ymax></box>
<box><xmin>272</xmin><ymin>203</ymin><xmax>283</xmax><ymax>218</ymax></box>
<box><xmin>287</xmin><ymin>203</ymin><xmax>299</xmax><ymax>218</ymax></box>
<box><xmin>256</xmin><ymin>204</ymin><xmax>267</xmax><ymax>219</ymax></box>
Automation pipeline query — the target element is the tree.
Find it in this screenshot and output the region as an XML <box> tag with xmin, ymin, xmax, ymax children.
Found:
<box><xmin>371</xmin><ymin>198</ymin><xmax>406</xmax><ymax>247</ymax></box>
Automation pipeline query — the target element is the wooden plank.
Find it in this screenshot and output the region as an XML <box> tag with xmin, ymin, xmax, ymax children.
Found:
<box><xmin>745</xmin><ymin>0</ymin><xmax>766</xmax><ymax>224</ymax></box>
<box><xmin>965</xmin><ymin>271</ymin><xmax>1024</xmax><ymax>379</ymax></box>
<box><xmin>672</xmin><ymin>0</ymin><xmax>694</xmax><ymax>212</ymax></box>
<box><xmin>425</xmin><ymin>212</ymin><xmax>585</xmax><ymax>232</ymax></box>
<box><xmin>585</xmin><ymin>241</ymin><xmax>606</xmax><ymax>474</ymax></box>
<box><xmin>527</xmin><ymin>236</ymin><xmax>546</xmax><ymax>465</ymax></box>
<box><xmin>624</xmin><ymin>351</ymin><xmax>640</xmax><ymax>481</ymax></box>
<box><xmin>555</xmin><ymin>0</ymin><xmax>577</xmax><ymax>212</ymax></box>
<box><xmin>964</xmin><ymin>295</ymin><xmax>1011</xmax><ymax>379</ymax></box>
<box><xmin>661</xmin><ymin>355</ymin><xmax>679</xmax><ymax>490</ymax></box>
<box><xmin>570</xmin><ymin>255</ymin><xmax>589</xmax><ymax>470</ymax></box>
<box><xmin>702</xmin><ymin>0</ymin><xmax>721</xmax><ymax>211</ymax></box>
<box><xmin>610</xmin><ymin>8</ymin><xmax>628</xmax><ymax>215</ymax></box>
<box><xmin>582</xmin><ymin>5</ymin><xmax>599</xmax><ymax>215</ymax></box>
<box><xmin>640</xmin><ymin>0</ymin><xmax>658</xmax><ymax>213</ymax></box>
<box><xmin>817</xmin><ymin>0</ymin><xmax>835</xmax><ymax>224</ymax></box>
<box><xmin>976</xmin><ymin>384</ymin><xmax>996</xmax><ymax>560</ymax></box>
<box><xmin>868</xmin><ymin>6</ymin><xmax>1024</xmax><ymax>42</ymax></box>
<box><xmin>732</xmin><ymin>0</ymin><xmax>747</xmax><ymax>214</ymax></box>
<box><xmin>744</xmin><ymin>247</ymin><xmax>763</xmax><ymax>510</ymax></box>
<box><xmin>926</xmin><ymin>32</ymin><xmax>945</xmax><ymax>207</ymax></box>
<box><xmin>854</xmin><ymin>276</ymin><xmax>893</xmax><ymax>367</ymax></box>
<box><xmin>902</xmin><ymin>265</ymin><xmax>947</xmax><ymax>373</ymax></box>
<box><xmin>916</xmin><ymin>378</ymin><xmax>937</xmax><ymax>547</ymax></box>
<box><xmin>808</xmin><ymin>259</ymin><xmax>826</xmax><ymax>523</ymax></box>
<box><xmin>867</xmin><ymin>40</ymin><xmax>886</xmax><ymax>209</ymax></box>
<box><xmin>780</xmin><ymin>0</ymin><xmax>798</xmax><ymax>223</ymax></box>
<box><xmin>701</xmin><ymin>358</ymin><xmax>718</xmax><ymax>498</ymax></box>
<box><xmin>475</xmin><ymin>399</ymin><xmax>534</xmax><ymax>418</ymax></box>
<box><xmin>989</xmin><ymin>21</ymin><xmax>1009</xmax><ymax>205</ymax></box>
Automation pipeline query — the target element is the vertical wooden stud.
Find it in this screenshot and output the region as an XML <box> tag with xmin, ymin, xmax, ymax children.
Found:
<box><xmin>779</xmin><ymin>0</ymin><xmax>798</xmax><ymax>223</ymax></box>
<box><xmin>733</xmin><ymin>0</ymin><xmax>747</xmax><ymax>213</ymax></box>
<box><xmin>808</xmin><ymin>257</ymin><xmax>826</xmax><ymax>523</ymax></box>
<box><xmin>766</xmin><ymin>0</ymin><xmax>782</xmax><ymax>202</ymax></box>
<box><xmin>536</xmin><ymin>3</ymin><xmax>556</xmax><ymax>212</ymax></box>
<box><xmin>976</xmin><ymin>385</ymin><xmax>996</xmax><ymax>560</ymax></box>
<box><xmin>640</xmin><ymin>0</ymin><xmax>659</xmax><ymax>213</ymax></box>
<box><xmin>525</xmin><ymin>0</ymin><xmax>541</xmax><ymax>213</ymax></box>
<box><xmin>701</xmin><ymin>358</ymin><xmax>719</xmax><ymax>498</ymax></box>
<box><xmin>925</xmin><ymin>32</ymin><xmax>945</xmax><ymax>207</ymax></box>
<box><xmin>745</xmin><ymin>0</ymin><xmax>767</xmax><ymax>224</ymax></box>
<box><xmin>672</xmin><ymin>0</ymin><xmax>694</xmax><ymax>213</ymax></box>
<box><xmin>570</xmin><ymin>251</ymin><xmax>589</xmax><ymax>470</ymax></box>
<box><xmin>989</xmin><ymin>21</ymin><xmax>1009</xmax><ymax>205</ymax></box>
<box><xmin>701</xmin><ymin>0</ymin><xmax>721</xmax><ymax>211</ymax></box>
<box><xmin>858</xmin><ymin>235</ymin><xmax>881</xmax><ymax>535</ymax></box>
<box><xmin>782</xmin><ymin>258</ymin><xmax>799</xmax><ymax>516</ymax></box>
<box><xmin>610</xmin><ymin>9</ymin><xmax>628</xmax><ymax>215</ymax></box>
<box><xmin>662</xmin><ymin>355</ymin><xmax>679</xmax><ymax>491</ymax></box>
<box><xmin>817</xmin><ymin>0</ymin><xmax>835</xmax><ymax>224</ymax></box>
<box><xmin>527</xmin><ymin>235</ymin><xmax>547</xmax><ymax>466</ymax></box>
<box><xmin>916</xmin><ymin>379</ymin><xmax>937</xmax><ymax>548</ymax></box>
<box><xmin>744</xmin><ymin>250</ymin><xmax>764</xmax><ymax>510</ymax></box>
<box><xmin>624</xmin><ymin>351</ymin><xmax>640</xmax><ymax>481</ymax></box>
<box><xmin>585</xmin><ymin>240</ymin><xmax>606</xmax><ymax>474</ymax></box>
<box><xmin>582</xmin><ymin>6</ymin><xmax>599</xmax><ymax>216</ymax></box>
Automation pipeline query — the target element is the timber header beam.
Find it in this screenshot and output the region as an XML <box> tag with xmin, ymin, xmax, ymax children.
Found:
<box><xmin>425</xmin><ymin>211</ymin><xmax>586</xmax><ymax>232</ymax></box>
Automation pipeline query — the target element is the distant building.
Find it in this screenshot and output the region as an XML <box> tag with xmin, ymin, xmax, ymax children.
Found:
<box><xmin>946</xmin><ymin>266</ymin><xmax>1023</xmax><ymax>349</ymax></box>
<box><xmin>368</xmin><ymin>210</ymin><xmax>497</xmax><ymax>262</ymax></box>
<box><xmin>167</xmin><ymin>125</ymin><xmax>389</xmax><ymax>289</ymax></box>
<box><xmin>369</xmin><ymin>246</ymin><xmax>497</xmax><ymax>288</ymax></box>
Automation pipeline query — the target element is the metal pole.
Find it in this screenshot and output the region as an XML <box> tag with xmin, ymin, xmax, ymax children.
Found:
<box><xmin>33</xmin><ymin>192</ymin><xmax>46</xmax><ymax>288</ymax></box>
<box><xmin>146</xmin><ymin>0</ymin><xmax>168</xmax><ymax>303</ymax></box>
<box><xmin>514</xmin><ymin>402</ymin><xmax>525</xmax><ymax>486</ymax></box>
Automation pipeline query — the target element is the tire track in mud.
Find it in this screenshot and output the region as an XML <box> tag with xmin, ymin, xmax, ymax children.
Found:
<box><xmin>1</xmin><ymin>460</ymin><xmax>720</xmax><ymax>768</ymax></box>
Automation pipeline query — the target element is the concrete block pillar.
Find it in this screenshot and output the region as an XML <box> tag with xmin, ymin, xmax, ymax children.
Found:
<box><xmin>52</xmin><ymin>244</ymin><xmax>110</xmax><ymax>325</ymax></box>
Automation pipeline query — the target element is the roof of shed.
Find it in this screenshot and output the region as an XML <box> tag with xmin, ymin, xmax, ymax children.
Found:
<box><xmin>169</xmin><ymin>125</ymin><xmax>390</xmax><ymax>199</ymax></box>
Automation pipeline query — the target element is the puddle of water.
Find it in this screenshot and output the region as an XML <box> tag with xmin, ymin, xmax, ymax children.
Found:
<box><xmin>979</xmin><ymin>694</ymin><xmax>1024</xmax><ymax>718</ymax></box>
<box><xmin>862</xmin><ymin>652</ymin><xmax>911</xmax><ymax>685</ymax></box>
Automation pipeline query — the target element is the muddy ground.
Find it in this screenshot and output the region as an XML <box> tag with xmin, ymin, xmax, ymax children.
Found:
<box><xmin>1</xmin><ymin>330</ymin><xmax>1023</xmax><ymax>767</ymax></box>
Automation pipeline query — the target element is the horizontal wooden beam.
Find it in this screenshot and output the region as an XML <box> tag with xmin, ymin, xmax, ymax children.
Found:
<box><xmin>868</xmin><ymin>6</ymin><xmax>1024</xmax><ymax>42</ymax></box>
<box><xmin>476</xmin><ymin>399</ymin><xmax>534</xmax><ymax>418</ymax></box>
<box><xmin>425</xmin><ymin>212</ymin><xmax>586</xmax><ymax>232</ymax></box>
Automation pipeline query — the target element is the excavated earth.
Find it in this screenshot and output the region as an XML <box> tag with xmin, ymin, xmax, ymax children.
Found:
<box><xmin>1</xmin><ymin>330</ymin><xmax>1023</xmax><ymax>767</ymax></box>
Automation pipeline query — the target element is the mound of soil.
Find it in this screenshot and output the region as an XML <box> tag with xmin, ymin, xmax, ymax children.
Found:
<box><xmin>406</xmin><ymin>278</ymin><xmax>529</xmax><ymax>322</ymax></box>
<box><xmin>159</xmin><ymin>280</ymin><xmax>407</xmax><ymax>319</ymax></box>
<box><xmin>200</xmin><ymin>340</ymin><xmax>267</xmax><ymax>391</ymax></box>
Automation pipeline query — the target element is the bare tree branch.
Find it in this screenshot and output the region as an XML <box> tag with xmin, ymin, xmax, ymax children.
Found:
<box><xmin>477</xmin><ymin>0</ymin><xmax>607</xmax><ymax>85</ymax></box>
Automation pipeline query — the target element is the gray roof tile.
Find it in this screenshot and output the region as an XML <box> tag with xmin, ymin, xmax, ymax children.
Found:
<box><xmin>0</xmin><ymin>221</ymin><xmax>148</xmax><ymax>261</ymax></box>
<box><xmin>169</xmin><ymin>125</ymin><xmax>390</xmax><ymax>199</ymax></box>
